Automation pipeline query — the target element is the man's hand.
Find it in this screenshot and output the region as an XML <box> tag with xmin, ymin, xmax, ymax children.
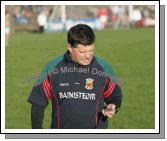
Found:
<box><xmin>102</xmin><ymin>104</ymin><xmax>116</xmax><ymax>118</ymax></box>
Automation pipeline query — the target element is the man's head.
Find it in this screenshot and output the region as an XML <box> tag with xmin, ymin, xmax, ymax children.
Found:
<box><xmin>67</xmin><ymin>24</ymin><xmax>95</xmax><ymax>66</ymax></box>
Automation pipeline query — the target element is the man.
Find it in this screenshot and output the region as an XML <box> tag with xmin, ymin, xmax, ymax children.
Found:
<box><xmin>37</xmin><ymin>10</ymin><xmax>48</xmax><ymax>33</ymax></box>
<box><xmin>5</xmin><ymin>10</ymin><xmax>11</xmax><ymax>46</ymax></box>
<box><xmin>28</xmin><ymin>24</ymin><xmax>122</xmax><ymax>129</ymax></box>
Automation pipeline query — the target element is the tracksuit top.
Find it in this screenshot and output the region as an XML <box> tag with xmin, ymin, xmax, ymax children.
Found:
<box><xmin>28</xmin><ymin>51</ymin><xmax>122</xmax><ymax>129</ymax></box>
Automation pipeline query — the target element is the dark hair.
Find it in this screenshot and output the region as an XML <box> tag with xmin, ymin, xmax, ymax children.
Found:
<box><xmin>67</xmin><ymin>24</ymin><xmax>95</xmax><ymax>47</ymax></box>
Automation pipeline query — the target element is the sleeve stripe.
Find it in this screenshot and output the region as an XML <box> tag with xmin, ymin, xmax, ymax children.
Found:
<box><xmin>104</xmin><ymin>80</ymin><xmax>115</xmax><ymax>99</ymax></box>
<box><xmin>107</xmin><ymin>81</ymin><xmax>115</xmax><ymax>94</ymax></box>
<box><xmin>104</xmin><ymin>84</ymin><xmax>115</xmax><ymax>98</ymax></box>
<box><xmin>42</xmin><ymin>83</ymin><xmax>50</xmax><ymax>101</ymax></box>
<box><xmin>42</xmin><ymin>79</ymin><xmax>51</xmax><ymax>101</ymax></box>
<box><xmin>105</xmin><ymin>81</ymin><xmax>114</xmax><ymax>94</ymax></box>
<box><xmin>44</xmin><ymin>79</ymin><xmax>52</xmax><ymax>100</ymax></box>
<box><xmin>106</xmin><ymin>81</ymin><xmax>114</xmax><ymax>92</ymax></box>
<box><xmin>44</xmin><ymin>79</ymin><xmax>51</xmax><ymax>90</ymax></box>
<box><xmin>42</xmin><ymin>82</ymin><xmax>50</xmax><ymax>101</ymax></box>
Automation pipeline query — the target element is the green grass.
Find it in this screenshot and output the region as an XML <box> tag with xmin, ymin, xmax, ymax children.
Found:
<box><xmin>5</xmin><ymin>28</ymin><xmax>155</xmax><ymax>129</ymax></box>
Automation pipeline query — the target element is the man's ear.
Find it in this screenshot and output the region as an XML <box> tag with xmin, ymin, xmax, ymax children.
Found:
<box><xmin>67</xmin><ymin>43</ymin><xmax>72</xmax><ymax>53</ymax></box>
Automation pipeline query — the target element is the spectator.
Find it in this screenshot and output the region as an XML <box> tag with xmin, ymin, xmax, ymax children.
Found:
<box><xmin>97</xmin><ymin>8</ymin><xmax>109</xmax><ymax>29</ymax></box>
<box><xmin>5</xmin><ymin>10</ymin><xmax>11</xmax><ymax>46</ymax></box>
<box><xmin>37</xmin><ymin>10</ymin><xmax>48</xmax><ymax>33</ymax></box>
<box><xmin>14</xmin><ymin>6</ymin><xmax>28</xmax><ymax>24</ymax></box>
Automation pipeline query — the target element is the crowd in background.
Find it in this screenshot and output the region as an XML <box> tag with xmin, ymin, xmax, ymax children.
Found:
<box><xmin>5</xmin><ymin>5</ymin><xmax>155</xmax><ymax>34</ymax></box>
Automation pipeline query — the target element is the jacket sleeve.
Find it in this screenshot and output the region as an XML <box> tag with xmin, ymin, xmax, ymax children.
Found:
<box><xmin>28</xmin><ymin>64</ymin><xmax>52</xmax><ymax>129</ymax></box>
<box><xmin>27</xmin><ymin>64</ymin><xmax>52</xmax><ymax>107</ymax></box>
<box><xmin>31</xmin><ymin>104</ymin><xmax>45</xmax><ymax>129</ymax></box>
<box><xmin>103</xmin><ymin>78</ymin><xmax>122</xmax><ymax>113</ymax></box>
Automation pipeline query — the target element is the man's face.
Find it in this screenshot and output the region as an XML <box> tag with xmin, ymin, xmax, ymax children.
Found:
<box><xmin>68</xmin><ymin>44</ymin><xmax>95</xmax><ymax>66</ymax></box>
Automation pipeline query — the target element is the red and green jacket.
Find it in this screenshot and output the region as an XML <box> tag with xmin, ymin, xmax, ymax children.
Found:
<box><xmin>28</xmin><ymin>51</ymin><xmax>122</xmax><ymax>129</ymax></box>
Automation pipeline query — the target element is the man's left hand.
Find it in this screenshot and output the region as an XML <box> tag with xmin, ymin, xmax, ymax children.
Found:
<box><xmin>102</xmin><ymin>104</ymin><xmax>116</xmax><ymax>118</ymax></box>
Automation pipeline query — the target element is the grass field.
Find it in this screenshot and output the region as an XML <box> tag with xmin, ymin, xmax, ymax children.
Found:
<box><xmin>5</xmin><ymin>28</ymin><xmax>155</xmax><ymax>129</ymax></box>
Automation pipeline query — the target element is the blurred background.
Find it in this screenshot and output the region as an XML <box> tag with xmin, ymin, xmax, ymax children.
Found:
<box><xmin>5</xmin><ymin>5</ymin><xmax>155</xmax><ymax>33</ymax></box>
<box><xmin>5</xmin><ymin>5</ymin><xmax>155</xmax><ymax>129</ymax></box>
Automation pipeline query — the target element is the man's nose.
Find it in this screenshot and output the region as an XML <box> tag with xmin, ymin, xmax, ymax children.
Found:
<box><xmin>85</xmin><ymin>52</ymin><xmax>92</xmax><ymax>59</ymax></box>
